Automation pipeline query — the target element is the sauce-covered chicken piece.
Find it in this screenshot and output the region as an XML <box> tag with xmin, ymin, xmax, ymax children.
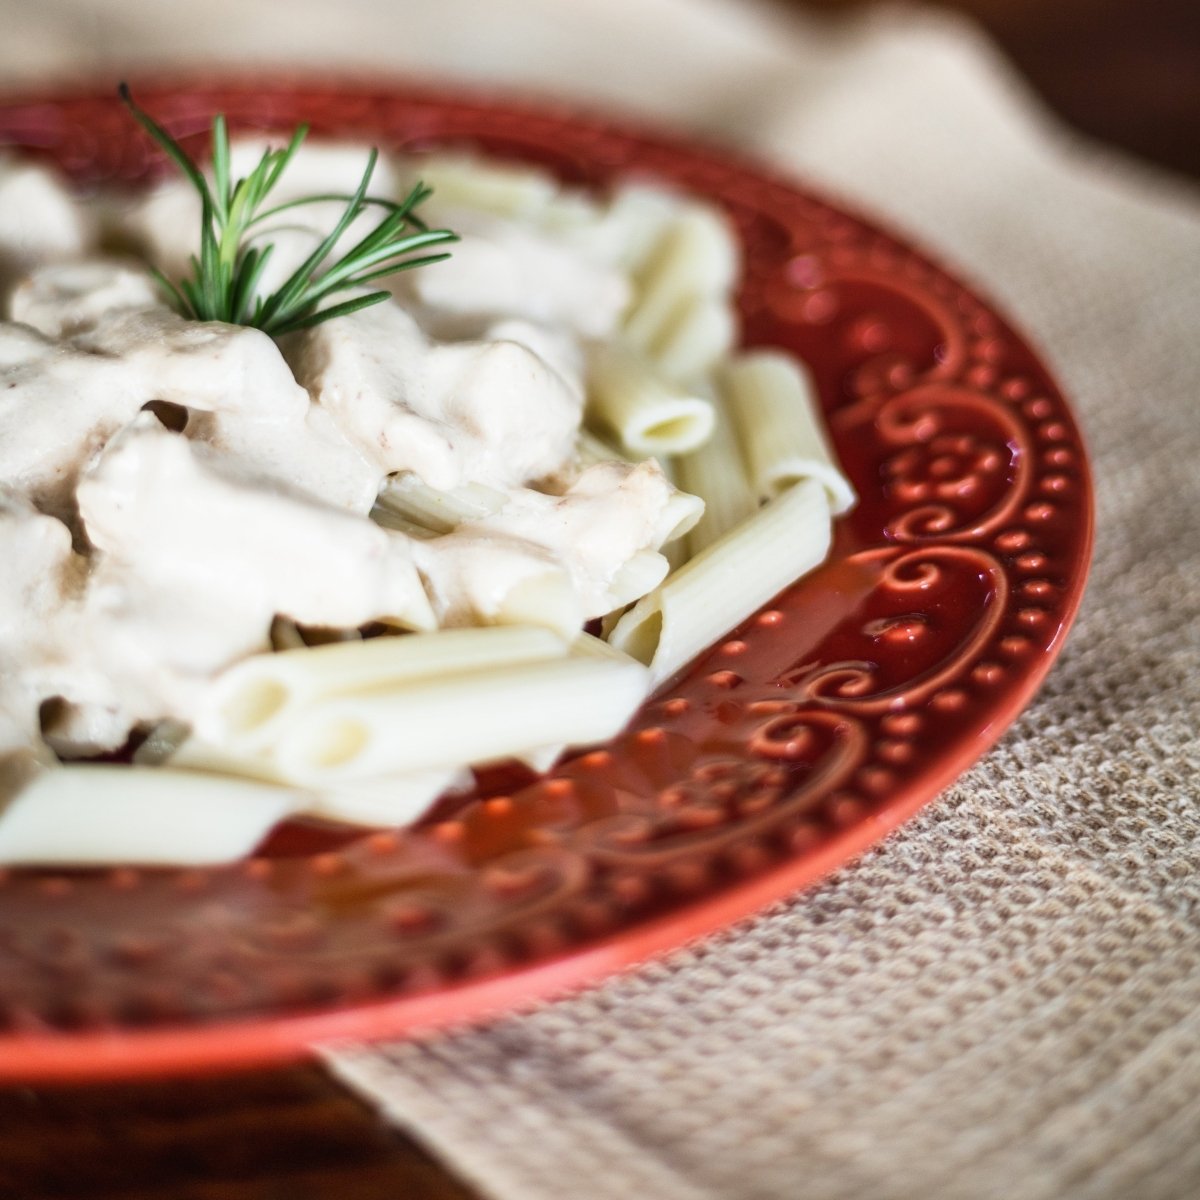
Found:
<box><xmin>0</xmin><ymin>321</ymin><xmax>148</xmax><ymax>523</ymax></box>
<box><xmin>10</xmin><ymin>259</ymin><xmax>161</xmax><ymax>338</ymax></box>
<box><xmin>0</xmin><ymin>155</ymin><xmax>92</xmax><ymax>295</ymax></box>
<box><xmin>78</xmin><ymin>417</ymin><xmax>434</xmax><ymax>730</ymax></box>
<box><xmin>286</xmin><ymin>301</ymin><xmax>585</xmax><ymax>492</ymax></box>
<box><xmin>403</xmin><ymin>208</ymin><xmax>631</xmax><ymax>341</ymax></box>
<box><xmin>11</xmin><ymin>259</ymin><xmax>385</xmax><ymax>514</ymax></box>
<box><xmin>0</xmin><ymin>300</ymin><xmax>310</xmax><ymax>525</ymax></box>
<box><xmin>75</xmin><ymin>307</ymin><xmax>310</xmax><ymax>420</ymax></box>
<box><xmin>0</xmin><ymin>488</ymin><xmax>109</xmax><ymax>762</ymax></box>
<box><xmin>413</xmin><ymin>460</ymin><xmax>701</xmax><ymax>629</ymax></box>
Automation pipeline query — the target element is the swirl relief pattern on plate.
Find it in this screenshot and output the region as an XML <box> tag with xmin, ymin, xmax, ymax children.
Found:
<box><xmin>0</xmin><ymin>82</ymin><xmax>1092</xmax><ymax>1075</ymax></box>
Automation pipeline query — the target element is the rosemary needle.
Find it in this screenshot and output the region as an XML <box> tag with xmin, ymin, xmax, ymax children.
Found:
<box><xmin>119</xmin><ymin>84</ymin><xmax>457</xmax><ymax>336</ymax></box>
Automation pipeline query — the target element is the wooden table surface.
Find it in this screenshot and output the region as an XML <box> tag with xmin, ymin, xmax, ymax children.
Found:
<box><xmin>4</xmin><ymin>3</ymin><xmax>1197</xmax><ymax>1198</ymax></box>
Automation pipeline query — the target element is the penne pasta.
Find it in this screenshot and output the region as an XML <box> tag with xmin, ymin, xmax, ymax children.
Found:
<box><xmin>651</xmin><ymin>295</ymin><xmax>738</xmax><ymax>385</ymax></box>
<box><xmin>661</xmin><ymin>537</ymin><xmax>689</xmax><ymax>575</ymax></box>
<box><xmin>375</xmin><ymin>473</ymin><xmax>507</xmax><ymax>535</ymax></box>
<box><xmin>0</xmin><ymin>766</ymin><xmax>300</xmax><ymax>866</ymax></box>
<box><xmin>720</xmin><ymin>352</ymin><xmax>856</xmax><ymax>513</ymax></box>
<box><xmin>306</xmin><ymin>765</ymin><xmax>471</xmax><ymax>827</ymax></box>
<box><xmin>536</xmin><ymin>190</ymin><xmax>607</xmax><ymax>237</ymax></box>
<box><xmin>659</xmin><ymin>485</ymin><xmax>706</xmax><ymax>544</ymax></box>
<box><xmin>674</xmin><ymin>384</ymin><xmax>758</xmax><ymax>556</ymax></box>
<box><xmin>131</xmin><ymin>718</ymin><xmax>191</xmax><ymax>765</ymax></box>
<box><xmin>272</xmin><ymin>651</ymin><xmax>650</xmax><ymax>783</ymax></box>
<box><xmin>412</xmin><ymin>155</ymin><xmax>559</xmax><ymax>221</ymax></box>
<box><xmin>562</xmin><ymin>184</ymin><xmax>681</xmax><ymax>271</ymax></box>
<box><xmin>638</xmin><ymin>458</ymin><xmax>699</xmax><ymax>571</ymax></box>
<box><xmin>181</xmin><ymin>636</ymin><xmax>636</xmax><ymax>789</ymax></box>
<box><xmin>269</xmin><ymin>616</ymin><xmax>309</xmax><ymax>651</ymax></box>
<box><xmin>623</xmin><ymin>206</ymin><xmax>739</xmax><ymax>352</ymax></box>
<box><xmin>491</xmin><ymin>567</ymin><xmax>586</xmax><ymax>641</ymax></box>
<box><xmin>367</xmin><ymin>503</ymin><xmax>437</xmax><ymax>540</ymax></box>
<box><xmin>169</xmin><ymin>742</ymin><xmax>475</xmax><ymax>828</ymax></box>
<box><xmin>609</xmin><ymin>478</ymin><xmax>832</xmax><ymax>684</ymax></box>
<box><xmin>572</xmin><ymin>629</ymin><xmax>639</xmax><ymax>663</ymax></box>
<box><xmin>505</xmin><ymin>625</ymin><xmax>657</xmax><ymax>772</ymax></box>
<box><xmin>510</xmin><ymin>638</ymin><xmax>641</xmax><ymax>774</ymax></box>
<box><xmin>168</xmin><ymin>734</ymin><xmax>300</xmax><ymax>786</ymax></box>
<box><xmin>194</xmin><ymin>624</ymin><xmax>570</xmax><ymax>750</ymax></box>
<box><xmin>586</xmin><ymin>341</ymin><xmax>715</xmax><ymax>457</ymax></box>
<box><xmin>604</xmin><ymin>548</ymin><xmax>672</xmax><ymax>611</ymax></box>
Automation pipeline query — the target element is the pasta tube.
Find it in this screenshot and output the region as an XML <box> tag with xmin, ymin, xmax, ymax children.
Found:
<box><xmin>674</xmin><ymin>384</ymin><xmax>758</xmax><ymax>556</ymax></box>
<box><xmin>490</xmin><ymin>567</ymin><xmax>586</xmax><ymax>642</ymax></box>
<box><xmin>623</xmin><ymin>206</ymin><xmax>739</xmax><ymax>351</ymax></box>
<box><xmin>131</xmin><ymin>718</ymin><xmax>191</xmax><ymax>765</ymax></box>
<box><xmin>306</xmin><ymin>765</ymin><xmax>470</xmax><ymax>827</ymax></box>
<box><xmin>562</xmin><ymin>184</ymin><xmax>681</xmax><ymax>271</ymax></box>
<box><xmin>375</xmin><ymin>473</ymin><xmax>507</xmax><ymax>535</ymax></box>
<box><xmin>609</xmin><ymin>478</ymin><xmax>832</xmax><ymax>684</ymax></box>
<box><xmin>652</xmin><ymin>296</ymin><xmax>737</xmax><ymax>384</ymax></box>
<box><xmin>537</xmin><ymin>190</ymin><xmax>607</xmax><ymax>236</ymax></box>
<box><xmin>168</xmin><ymin>735</ymin><xmax>300</xmax><ymax>786</ymax></box>
<box><xmin>506</xmin><ymin>636</ymin><xmax>641</xmax><ymax>774</ymax></box>
<box><xmin>605</xmin><ymin>549</ymin><xmax>672</xmax><ymax>611</ymax></box>
<box><xmin>413</xmin><ymin>155</ymin><xmax>559</xmax><ymax>221</ymax></box>
<box><xmin>586</xmin><ymin>341</ymin><xmax>715</xmax><ymax>457</ymax></box>
<box><xmin>0</xmin><ymin>766</ymin><xmax>299</xmax><ymax>866</ymax></box>
<box><xmin>720</xmin><ymin>352</ymin><xmax>856</xmax><ymax>513</ymax></box>
<box><xmin>273</xmin><ymin>652</ymin><xmax>650</xmax><ymax>783</ymax></box>
<box><xmin>654</xmin><ymin>461</ymin><xmax>691</xmax><ymax>572</ymax></box>
<box><xmin>195</xmin><ymin>625</ymin><xmax>569</xmax><ymax>750</ymax></box>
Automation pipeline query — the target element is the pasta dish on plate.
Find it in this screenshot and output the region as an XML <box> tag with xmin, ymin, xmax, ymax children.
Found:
<box><xmin>0</xmin><ymin>123</ymin><xmax>853</xmax><ymax>867</ymax></box>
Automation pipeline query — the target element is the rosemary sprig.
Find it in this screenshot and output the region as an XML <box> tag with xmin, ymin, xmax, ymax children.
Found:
<box><xmin>119</xmin><ymin>84</ymin><xmax>457</xmax><ymax>336</ymax></box>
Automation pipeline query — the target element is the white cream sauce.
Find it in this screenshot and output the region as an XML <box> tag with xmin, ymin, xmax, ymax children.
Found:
<box><xmin>0</xmin><ymin>155</ymin><xmax>92</xmax><ymax>292</ymax></box>
<box><xmin>402</xmin><ymin>207</ymin><xmax>631</xmax><ymax>340</ymax></box>
<box><xmin>284</xmin><ymin>300</ymin><xmax>585</xmax><ymax>492</ymax></box>
<box><xmin>0</xmin><ymin>141</ymin><xmax>702</xmax><ymax>796</ymax></box>
<box><xmin>11</xmin><ymin>259</ymin><xmax>161</xmax><ymax>338</ymax></box>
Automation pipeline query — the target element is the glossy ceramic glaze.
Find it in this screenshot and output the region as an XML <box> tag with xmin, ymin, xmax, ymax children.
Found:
<box><xmin>0</xmin><ymin>80</ymin><xmax>1092</xmax><ymax>1080</ymax></box>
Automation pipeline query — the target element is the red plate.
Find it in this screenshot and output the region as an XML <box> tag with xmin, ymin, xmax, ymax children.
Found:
<box><xmin>0</xmin><ymin>80</ymin><xmax>1092</xmax><ymax>1081</ymax></box>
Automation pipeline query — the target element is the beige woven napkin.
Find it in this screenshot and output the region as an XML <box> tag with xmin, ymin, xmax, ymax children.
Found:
<box><xmin>8</xmin><ymin>1</ymin><xmax>1200</xmax><ymax>1196</ymax></box>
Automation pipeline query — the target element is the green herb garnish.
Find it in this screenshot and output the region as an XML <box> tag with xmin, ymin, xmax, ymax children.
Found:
<box><xmin>119</xmin><ymin>84</ymin><xmax>457</xmax><ymax>336</ymax></box>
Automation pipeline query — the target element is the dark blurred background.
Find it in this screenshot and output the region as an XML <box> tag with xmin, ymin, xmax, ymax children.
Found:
<box><xmin>780</xmin><ymin>0</ymin><xmax>1200</xmax><ymax>179</ymax></box>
